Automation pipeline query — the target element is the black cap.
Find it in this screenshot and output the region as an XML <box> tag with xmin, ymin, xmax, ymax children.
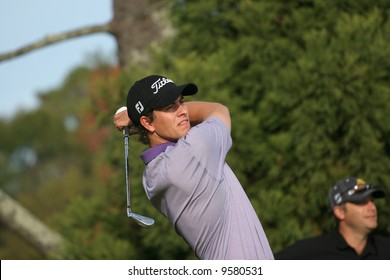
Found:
<box><xmin>328</xmin><ymin>177</ymin><xmax>385</xmax><ymax>209</ymax></box>
<box><xmin>126</xmin><ymin>75</ymin><xmax>197</xmax><ymax>125</ymax></box>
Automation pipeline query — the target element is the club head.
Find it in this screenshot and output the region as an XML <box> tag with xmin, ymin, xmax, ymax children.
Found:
<box><xmin>128</xmin><ymin>212</ymin><xmax>155</xmax><ymax>228</ymax></box>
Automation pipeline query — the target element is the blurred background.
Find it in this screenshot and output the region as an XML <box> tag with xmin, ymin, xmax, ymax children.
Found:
<box><xmin>1</xmin><ymin>0</ymin><xmax>389</xmax><ymax>259</ymax></box>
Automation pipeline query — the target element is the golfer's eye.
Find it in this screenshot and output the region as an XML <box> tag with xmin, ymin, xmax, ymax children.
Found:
<box><xmin>164</xmin><ymin>98</ymin><xmax>184</xmax><ymax>112</ymax></box>
<box><xmin>355</xmin><ymin>198</ymin><xmax>374</xmax><ymax>206</ymax></box>
<box><xmin>165</xmin><ymin>104</ymin><xmax>175</xmax><ymax>111</ymax></box>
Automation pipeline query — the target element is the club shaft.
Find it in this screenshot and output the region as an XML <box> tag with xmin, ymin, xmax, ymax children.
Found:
<box><xmin>123</xmin><ymin>126</ymin><xmax>154</xmax><ymax>227</ymax></box>
<box><xmin>123</xmin><ymin>127</ymin><xmax>132</xmax><ymax>213</ymax></box>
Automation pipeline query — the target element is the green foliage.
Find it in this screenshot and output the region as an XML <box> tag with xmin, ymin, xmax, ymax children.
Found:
<box><xmin>162</xmin><ymin>0</ymin><xmax>390</xmax><ymax>253</ymax></box>
<box><xmin>1</xmin><ymin>0</ymin><xmax>390</xmax><ymax>259</ymax></box>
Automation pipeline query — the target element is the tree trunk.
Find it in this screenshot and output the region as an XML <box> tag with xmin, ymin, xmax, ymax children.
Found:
<box><xmin>0</xmin><ymin>189</ymin><xmax>65</xmax><ymax>258</ymax></box>
<box><xmin>111</xmin><ymin>0</ymin><xmax>171</xmax><ymax>69</ymax></box>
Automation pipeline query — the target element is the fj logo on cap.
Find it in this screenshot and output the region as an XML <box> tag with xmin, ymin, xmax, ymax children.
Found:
<box><xmin>151</xmin><ymin>77</ymin><xmax>173</xmax><ymax>94</ymax></box>
<box><xmin>135</xmin><ymin>101</ymin><xmax>144</xmax><ymax>114</ymax></box>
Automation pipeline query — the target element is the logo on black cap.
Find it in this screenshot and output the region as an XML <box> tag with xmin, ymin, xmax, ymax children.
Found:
<box><xmin>135</xmin><ymin>101</ymin><xmax>144</xmax><ymax>114</ymax></box>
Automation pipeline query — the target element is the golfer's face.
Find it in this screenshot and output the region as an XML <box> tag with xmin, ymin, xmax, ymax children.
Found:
<box><xmin>153</xmin><ymin>96</ymin><xmax>190</xmax><ymax>141</ymax></box>
<box><xmin>344</xmin><ymin>198</ymin><xmax>378</xmax><ymax>233</ymax></box>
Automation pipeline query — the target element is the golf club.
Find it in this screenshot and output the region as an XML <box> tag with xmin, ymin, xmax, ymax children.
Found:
<box><xmin>117</xmin><ymin>106</ymin><xmax>155</xmax><ymax>228</ymax></box>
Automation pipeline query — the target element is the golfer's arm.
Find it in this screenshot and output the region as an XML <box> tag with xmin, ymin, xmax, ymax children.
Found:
<box><xmin>186</xmin><ymin>101</ymin><xmax>231</xmax><ymax>131</ymax></box>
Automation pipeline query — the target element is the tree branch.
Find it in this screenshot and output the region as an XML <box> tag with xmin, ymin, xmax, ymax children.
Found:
<box><xmin>0</xmin><ymin>23</ymin><xmax>113</xmax><ymax>63</ymax></box>
<box><xmin>0</xmin><ymin>188</ymin><xmax>65</xmax><ymax>257</ymax></box>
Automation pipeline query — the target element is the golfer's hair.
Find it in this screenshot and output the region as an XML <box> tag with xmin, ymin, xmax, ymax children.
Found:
<box><xmin>136</xmin><ymin>111</ymin><xmax>154</xmax><ymax>145</ymax></box>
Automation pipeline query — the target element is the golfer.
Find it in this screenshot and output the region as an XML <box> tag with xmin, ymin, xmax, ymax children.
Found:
<box><xmin>114</xmin><ymin>75</ymin><xmax>274</xmax><ymax>259</ymax></box>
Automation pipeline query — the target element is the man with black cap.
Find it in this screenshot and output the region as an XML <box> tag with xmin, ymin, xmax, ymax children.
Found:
<box><xmin>113</xmin><ymin>75</ymin><xmax>274</xmax><ymax>259</ymax></box>
<box><xmin>275</xmin><ymin>177</ymin><xmax>390</xmax><ymax>259</ymax></box>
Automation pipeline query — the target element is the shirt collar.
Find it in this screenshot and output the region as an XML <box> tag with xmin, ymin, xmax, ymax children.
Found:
<box><xmin>140</xmin><ymin>142</ymin><xmax>176</xmax><ymax>165</ymax></box>
<box><xmin>333</xmin><ymin>229</ymin><xmax>377</xmax><ymax>258</ymax></box>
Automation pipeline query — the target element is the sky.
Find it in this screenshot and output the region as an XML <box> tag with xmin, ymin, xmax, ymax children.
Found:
<box><xmin>0</xmin><ymin>0</ymin><xmax>117</xmax><ymax>119</ymax></box>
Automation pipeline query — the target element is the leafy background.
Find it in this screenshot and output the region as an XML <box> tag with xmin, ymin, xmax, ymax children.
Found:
<box><xmin>1</xmin><ymin>0</ymin><xmax>389</xmax><ymax>259</ymax></box>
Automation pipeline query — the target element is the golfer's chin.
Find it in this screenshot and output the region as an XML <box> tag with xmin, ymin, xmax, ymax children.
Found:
<box><xmin>177</xmin><ymin>130</ymin><xmax>189</xmax><ymax>139</ymax></box>
<box><xmin>178</xmin><ymin>123</ymin><xmax>190</xmax><ymax>134</ymax></box>
<box><xmin>368</xmin><ymin>220</ymin><xmax>378</xmax><ymax>229</ymax></box>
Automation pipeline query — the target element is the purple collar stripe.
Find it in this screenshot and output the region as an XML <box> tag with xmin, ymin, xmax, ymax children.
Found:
<box><xmin>141</xmin><ymin>142</ymin><xmax>176</xmax><ymax>165</ymax></box>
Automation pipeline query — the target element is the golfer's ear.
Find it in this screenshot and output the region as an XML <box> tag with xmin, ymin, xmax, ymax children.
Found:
<box><xmin>333</xmin><ymin>205</ymin><xmax>345</xmax><ymax>221</ymax></box>
<box><xmin>140</xmin><ymin>116</ymin><xmax>154</xmax><ymax>133</ymax></box>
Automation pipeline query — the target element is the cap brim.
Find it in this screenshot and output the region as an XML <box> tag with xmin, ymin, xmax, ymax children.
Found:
<box><xmin>180</xmin><ymin>83</ymin><xmax>198</xmax><ymax>96</ymax></box>
<box><xmin>152</xmin><ymin>83</ymin><xmax>198</xmax><ymax>109</ymax></box>
<box><xmin>348</xmin><ymin>188</ymin><xmax>385</xmax><ymax>203</ymax></box>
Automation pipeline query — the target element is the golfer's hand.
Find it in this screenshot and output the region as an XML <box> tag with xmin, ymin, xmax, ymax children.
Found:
<box><xmin>113</xmin><ymin>107</ymin><xmax>137</xmax><ymax>134</ymax></box>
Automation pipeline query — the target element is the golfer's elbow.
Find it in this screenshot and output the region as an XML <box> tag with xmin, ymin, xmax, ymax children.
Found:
<box><xmin>214</xmin><ymin>104</ymin><xmax>231</xmax><ymax>131</ymax></box>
